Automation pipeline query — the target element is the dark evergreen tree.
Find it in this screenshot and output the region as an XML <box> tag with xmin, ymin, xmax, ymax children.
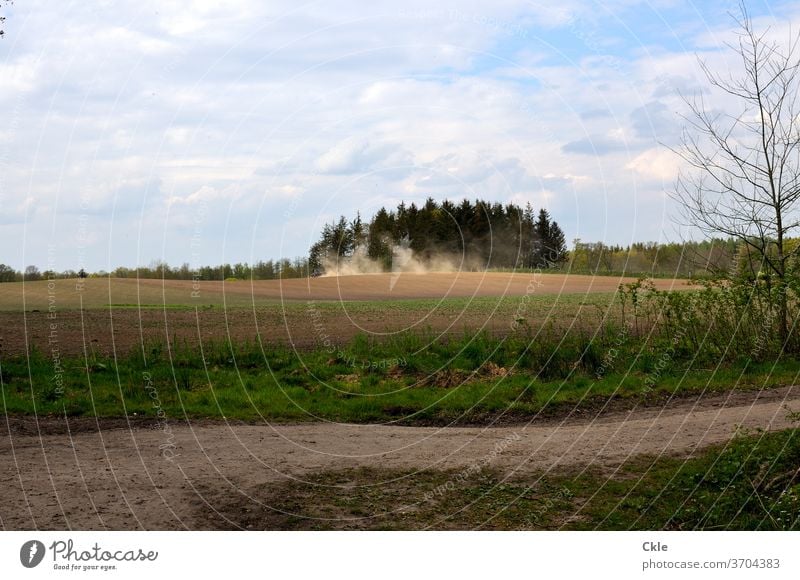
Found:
<box><xmin>307</xmin><ymin>198</ymin><xmax>568</xmax><ymax>273</ymax></box>
<box><xmin>351</xmin><ymin>212</ymin><xmax>366</xmax><ymax>250</ymax></box>
<box><xmin>367</xmin><ymin>208</ymin><xmax>394</xmax><ymax>268</ymax></box>
<box><xmin>532</xmin><ymin>209</ymin><xmax>550</xmax><ymax>266</ymax></box>
<box><xmin>546</xmin><ymin>221</ymin><xmax>568</xmax><ymax>264</ymax></box>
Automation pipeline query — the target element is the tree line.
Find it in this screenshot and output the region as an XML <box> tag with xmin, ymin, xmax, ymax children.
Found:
<box><xmin>1</xmin><ymin>236</ymin><xmax>781</xmax><ymax>283</ymax></box>
<box><xmin>3</xmin><ymin>189</ymin><xmax>788</xmax><ymax>282</ymax></box>
<box><xmin>0</xmin><ymin>265</ymin><xmax>89</xmax><ymax>283</ymax></box>
<box><xmin>310</xmin><ymin>198</ymin><xmax>568</xmax><ymax>273</ymax></box>
<box><xmin>0</xmin><ymin>260</ymin><xmax>308</xmax><ymax>282</ymax></box>
<box><xmin>570</xmin><ymin>238</ymin><xmax>742</xmax><ymax>277</ymax></box>
<box><xmin>1</xmin><ymin>236</ymin><xmax>787</xmax><ymax>283</ymax></box>
<box><xmin>111</xmin><ymin>259</ymin><xmax>308</xmax><ymax>281</ymax></box>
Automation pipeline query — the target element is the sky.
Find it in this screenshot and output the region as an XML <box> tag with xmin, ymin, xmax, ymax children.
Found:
<box><xmin>0</xmin><ymin>0</ymin><xmax>794</xmax><ymax>272</ymax></box>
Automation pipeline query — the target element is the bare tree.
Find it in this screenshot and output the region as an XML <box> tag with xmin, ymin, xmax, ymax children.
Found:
<box><xmin>0</xmin><ymin>1</ymin><xmax>13</xmax><ymax>38</ymax></box>
<box><xmin>672</xmin><ymin>3</ymin><xmax>800</xmax><ymax>340</ymax></box>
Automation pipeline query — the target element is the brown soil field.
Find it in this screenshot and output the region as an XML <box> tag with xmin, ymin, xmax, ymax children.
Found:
<box><xmin>0</xmin><ymin>272</ymin><xmax>691</xmax><ymax>310</ymax></box>
<box><xmin>0</xmin><ymin>273</ymin><xmax>692</xmax><ymax>357</ymax></box>
<box><xmin>1</xmin><ymin>386</ymin><xmax>797</xmax><ymax>530</ymax></box>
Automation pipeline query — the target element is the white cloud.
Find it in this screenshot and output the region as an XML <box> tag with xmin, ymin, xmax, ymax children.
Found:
<box><xmin>0</xmin><ymin>196</ymin><xmax>37</xmax><ymax>225</ymax></box>
<box><xmin>1</xmin><ymin>0</ymin><xmax>794</xmax><ymax>268</ymax></box>
<box><xmin>315</xmin><ymin>140</ymin><xmax>414</xmax><ymax>175</ymax></box>
<box><xmin>167</xmin><ymin>184</ymin><xmax>242</xmax><ymax>207</ymax></box>
<box><xmin>626</xmin><ymin>147</ymin><xmax>682</xmax><ymax>182</ymax></box>
<box><xmin>0</xmin><ymin>55</ymin><xmax>41</xmax><ymax>92</ymax></box>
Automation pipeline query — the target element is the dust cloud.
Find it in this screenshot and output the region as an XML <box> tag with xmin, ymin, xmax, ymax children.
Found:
<box><xmin>321</xmin><ymin>242</ymin><xmax>466</xmax><ymax>278</ymax></box>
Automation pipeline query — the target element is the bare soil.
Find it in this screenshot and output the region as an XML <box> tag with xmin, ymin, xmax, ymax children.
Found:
<box><xmin>0</xmin><ymin>304</ymin><xmax>536</xmax><ymax>357</ymax></box>
<box><xmin>0</xmin><ymin>273</ymin><xmax>690</xmax><ymax>309</ymax></box>
<box><xmin>0</xmin><ymin>272</ymin><xmax>690</xmax><ymax>357</ymax></box>
<box><xmin>2</xmin><ymin>386</ymin><xmax>798</xmax><ymax>530</ymax></box>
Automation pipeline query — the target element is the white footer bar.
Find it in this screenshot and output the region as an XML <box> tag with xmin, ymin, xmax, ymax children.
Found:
<box><xmin>2</xmin><ymin>531</ymin><xmax>798</xmax><ymax>579</ymax></box>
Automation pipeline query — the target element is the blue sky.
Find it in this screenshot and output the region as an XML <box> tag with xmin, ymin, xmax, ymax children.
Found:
<box><xmin>0</xmin><ymin>0</ymin><xmax>793</xmax><ymax>271</ymax></box>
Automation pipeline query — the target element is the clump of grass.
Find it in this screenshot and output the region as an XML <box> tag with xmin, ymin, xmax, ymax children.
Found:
<box><xmin>569</xmin><ymin>427</ymin><xmax>800</xmax><ymax>530</ymax></box>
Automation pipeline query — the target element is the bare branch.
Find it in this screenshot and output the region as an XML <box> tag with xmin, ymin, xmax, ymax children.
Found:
<box><xmin>671</xmin><ymin>3</ymin><xmax>800</xmax><ymax>338</ymax></box>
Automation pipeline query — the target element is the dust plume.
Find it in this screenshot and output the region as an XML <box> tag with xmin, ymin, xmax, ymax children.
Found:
<box><xmin>320</xmin><ymin>246</ymin><xmax>385</xmax><ymax>277</ymax></box>
<box><xmin>320</xmin><ymin>240</ymin><xmax>465</xmax><ymax>278</ymax></box>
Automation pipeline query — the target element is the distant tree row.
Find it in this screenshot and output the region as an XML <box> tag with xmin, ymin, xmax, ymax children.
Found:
<box><xmin>569</xmin><ymin>239</ymin><xmax>741</xmax><ymax>277</ymax></box>
<box><xmin>0</xmin><ymin>264</ymin><xmax>89</xmax><ymax>282</ymax></box>
<box><xmin>1</xmin><ymin>236</ymin><xmax>786</xmax><ymax>283</ymax></box>
<box><xmin>309</xmin><ymin>198</ymin><xmax>569</xmax><ymax>273</ymax></box>
<box><xmin>567</xmin><ymin>237</ymin><xmax>800</xmax><ymax>279</ymax></box>
<box><xmin>111</xmin><ymin>258</ymin><xmax>309</xmax><ymax>280</ymax></box>
<box><xmin>0</xmin><ymin>260</ymin><xmax>309</xmax><ymax>282</ymax></box>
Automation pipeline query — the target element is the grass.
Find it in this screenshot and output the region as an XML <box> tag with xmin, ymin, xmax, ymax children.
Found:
<box><xmin>2</xmin><ymin>275</ymin><xmax>798</xmax><ymax>424</ymax></box>
<box><xmin>201</xmin><ymin>427</ymin><xmax>800</xmax><ymax>530</ymax></box>
<box><xmin>2</xmin><ymin>328</ymin><xmax>798</xmax><ymax>424</ymax></box>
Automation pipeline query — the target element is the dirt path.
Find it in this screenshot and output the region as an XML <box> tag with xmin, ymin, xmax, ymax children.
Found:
<box><xmin>2</xmin><ymin>386</ymin><xmax>799</xmax><ymax>530</ymax></box>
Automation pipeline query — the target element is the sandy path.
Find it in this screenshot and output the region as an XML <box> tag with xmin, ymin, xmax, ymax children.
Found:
<box><xmin>2</xmin><ymin>387</ymin><xmax>798</xmax><ymax>530</ymax></box>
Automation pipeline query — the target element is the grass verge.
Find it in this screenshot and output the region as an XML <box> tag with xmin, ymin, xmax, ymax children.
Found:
<box><xmin>1</xmin><ymin>329</ymin><xmax>798</xmax><ymax>424</ymax></box>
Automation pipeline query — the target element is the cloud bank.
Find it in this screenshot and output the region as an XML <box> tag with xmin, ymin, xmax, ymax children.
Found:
<box><xmin>0</xmin><ymin>0</ymin><xmax>793</xmax><ymax>270</ymax></box>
